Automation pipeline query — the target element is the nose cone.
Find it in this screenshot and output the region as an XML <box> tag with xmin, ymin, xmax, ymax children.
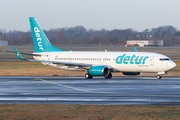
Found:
<box><xmin>168</xmin><ymin>61</ymin><xmax>176</xmax><ymax>70</ymax></box>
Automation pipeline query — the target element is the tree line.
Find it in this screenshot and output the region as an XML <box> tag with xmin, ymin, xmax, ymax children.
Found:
<box><xmin>1</xmin><ymin>25</ymin><xmax>180</xmax><ymax>46</ymax></box>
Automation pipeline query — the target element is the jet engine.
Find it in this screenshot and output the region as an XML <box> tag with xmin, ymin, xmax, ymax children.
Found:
<box><xmin>89</xmin><ymin>66</ymin><xmax>109</xmax><ymax>76</ymax></box>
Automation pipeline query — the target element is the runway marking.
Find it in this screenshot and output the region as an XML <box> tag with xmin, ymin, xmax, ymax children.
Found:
<box><xmin>33</xmin><ymin>78</ymin><xmax>180</xmax><ymax>97</ymax></box>
<box><xmin>35</xmin><ymin>78</ymin><xmax>116</xmax><ymax>94</ymax></box>
<box><xmin>36</xmin><ymin>78</ymin><xmax>93</xmax><ymax>93</ymax></box>
<box><xmin>0</xmin><ymin>78</ymin><xmax>122</xmax><ymax>94</ymax></box>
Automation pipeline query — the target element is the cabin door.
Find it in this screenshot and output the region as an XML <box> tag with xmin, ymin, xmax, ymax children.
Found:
<box><xmin>149</xmin><ymin>56</ymin><xmax>154</xmax><ymax>66</ymax></box>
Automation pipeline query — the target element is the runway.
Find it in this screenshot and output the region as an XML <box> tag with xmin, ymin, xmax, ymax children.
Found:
<box><xmin>0</xmin><ymin>76</ymin><xmax>180</xmax><ymax>105</ymax></box>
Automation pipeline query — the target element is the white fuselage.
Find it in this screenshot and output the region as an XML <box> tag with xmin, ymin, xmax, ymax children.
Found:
<box><xmin>33</xmin><ymin>51</ymin><xmax>176</xmax><ymax>74</ymax></box>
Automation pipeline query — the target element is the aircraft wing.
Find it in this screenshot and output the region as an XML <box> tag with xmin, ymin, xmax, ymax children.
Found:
<box><xmin>13</xmin><ymin>47</ymin><xmax>93</xmax><ymax>68</ymax></box>
<box><xmin>28</xmin><ymin>59</ymin><xmax>113</xmax><ymax>70</ymax></box>
<box><xmin>28</xmin><ymin>59</ymin><xmax>92</xmax><ymax>67</ymax></box>
<box><xmin>1</xmin><ymin>48</ymin><xmax>40</xmax><ymax>57</ymax></box>
<box><xmin>13</xmin><ymin>47</ymin><xmax>113</xmax><ymax>70</ymax></box>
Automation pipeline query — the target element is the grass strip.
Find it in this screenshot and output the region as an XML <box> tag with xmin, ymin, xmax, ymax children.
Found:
<box><xmin>0</xmin><ymin>104</ymin><xmax>180</xmax><ymax>120</ymax></box>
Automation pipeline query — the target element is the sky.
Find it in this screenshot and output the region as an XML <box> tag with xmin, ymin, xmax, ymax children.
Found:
<box><xmin>1</xmin><ymin>0</ymin><xmax>180</xmax><ymax>32</ymax></box>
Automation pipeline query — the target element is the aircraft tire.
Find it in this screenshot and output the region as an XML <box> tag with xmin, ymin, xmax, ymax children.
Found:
<box><xmin>85</xmin><ymin>73</ymin><xmax>93</xmax><ymax>79</ymax></box>
<box><xmin>105</xmin><ymin>73</ymin><xmax>112</xmax><ymax>79</ymax></box>
<box><xmin>157</xmin><ymin>75</ymin><xmax>162</xmax><ymax>79</ymax></box>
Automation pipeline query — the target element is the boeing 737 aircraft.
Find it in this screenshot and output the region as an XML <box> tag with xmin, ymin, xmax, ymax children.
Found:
<box><xmin>13</xmin><ymin>17</ymin><xmax>176</xmax><ymax>79</ymax></box>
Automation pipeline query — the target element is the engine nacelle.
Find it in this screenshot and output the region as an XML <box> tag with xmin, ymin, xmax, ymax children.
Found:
<box><xmin>89</xmin><ymin>66</ymin><xmax>109</xmax><ymax>76</ymax></box>
<box><xmin>122</xmin><ymin>72</ymin><xmax>141</xmax><ymax>75</ymax></box>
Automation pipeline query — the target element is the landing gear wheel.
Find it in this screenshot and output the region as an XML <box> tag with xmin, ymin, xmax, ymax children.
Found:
<box><xmin>105</xmin><ymin>73</ymin><xmax>112</xmax><ymax>79</ymax></box>
<box><xmin>85</xmin><ymin>73</ymin><xmax>93</xmax><ymax>79</ymax></box>
<box><xmin>157</xmin><ymin>75</ymin><xmax>162</xmax><ymax>79</ymax></box>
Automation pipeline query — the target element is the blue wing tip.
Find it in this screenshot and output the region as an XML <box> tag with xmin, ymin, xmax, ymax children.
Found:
<box><xmin>13</xmin><ymin>47</ymin><xmax>25</xmax><ymax>60</ymax></box>
<box><xmin>133</xmin><ymin>47</ymin><xmax>137</xmax><ymax>52</ymax></box>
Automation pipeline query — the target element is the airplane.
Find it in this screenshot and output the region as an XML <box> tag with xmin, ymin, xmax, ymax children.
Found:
<box><xmin>13</xmin><ymin>17</ymin><xmax>176</xmax><ymax>79</ymax></box>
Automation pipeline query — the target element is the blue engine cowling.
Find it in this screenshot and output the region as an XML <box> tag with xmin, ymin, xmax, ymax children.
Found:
<box><xmin>89</xmin><ymin>66</ymin><xmax>109</xmax><ymax>76</ymax></box>
<box><xmin>122</xmin><ymin>72</ymin><xmax>141</xmax><ymax>75</ymax></box>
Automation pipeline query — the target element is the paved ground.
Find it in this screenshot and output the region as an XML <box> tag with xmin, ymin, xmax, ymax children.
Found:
<box><xmin>0</xmin><ymin>76</ymin><xmax>180</xmax><ymax>105</ymax></box>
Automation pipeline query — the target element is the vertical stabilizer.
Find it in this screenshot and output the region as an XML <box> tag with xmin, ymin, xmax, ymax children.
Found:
<box><xmin>29</xmin><ymin>17</ymin><xmax>64</xmax><ymax>53</ymax></box>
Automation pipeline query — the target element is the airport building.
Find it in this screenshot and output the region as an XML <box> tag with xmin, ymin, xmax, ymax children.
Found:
<box><xmin>0</xmin><ymin>40</ymin><xmax>8</xmax><ymax>46</ymax></box>
<box><xmin>126</xmin><ymin>40</ymin><xmax>163</xmax><ymax>47</ymax></box>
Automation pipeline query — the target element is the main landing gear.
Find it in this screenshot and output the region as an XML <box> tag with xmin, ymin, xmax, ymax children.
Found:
<box><xmin>85</xmin><ymin>73</ymin><xmax>112</xmax><ymax>79</ymax></box>
<box><xmin>157</xmin><ymin>75</ymin><xmax>162</xmax><ymax>79</ymax></box>
<box><xmin>105</xmin><ymin>73</ymin><xmax>112</xmax><ymax>79</ymax></box>
<box><xmin>85</xmin><ymin>73</ymin><xmax>93</xmax><ymax>79</ymax></box>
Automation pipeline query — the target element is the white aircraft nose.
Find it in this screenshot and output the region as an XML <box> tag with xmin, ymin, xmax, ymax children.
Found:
<box><xmin>168</xmin><ymin>61</ymin><xmax>176</xmax><ymax>70</ymax></box>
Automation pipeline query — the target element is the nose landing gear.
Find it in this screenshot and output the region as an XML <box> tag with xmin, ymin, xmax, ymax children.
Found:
<box><xmin>157</xmin><ymin>75</ymin><xmax>162</xmax><ymax>79</ymax></box>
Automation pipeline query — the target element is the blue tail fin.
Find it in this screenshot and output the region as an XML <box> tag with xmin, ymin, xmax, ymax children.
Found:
<box><xmin>29</xmin><ymin>17</ymin><xmax>64</xmax><ymax>53</ymax></box>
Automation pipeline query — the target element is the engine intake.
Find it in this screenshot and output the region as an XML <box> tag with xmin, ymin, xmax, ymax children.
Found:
<box><xmin>89</xmin><ymin>66</ymin><xmax>109</xmax><ymax>76</ymax></box>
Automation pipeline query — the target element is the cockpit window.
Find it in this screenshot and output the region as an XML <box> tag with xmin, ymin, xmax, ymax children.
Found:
<box><xmin>160</xmin><ymin>58</ymin><xmax>170</xmax><ymax>61</ymax></box>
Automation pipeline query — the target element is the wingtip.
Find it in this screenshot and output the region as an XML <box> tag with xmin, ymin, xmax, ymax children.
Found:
<box><xmin>13</xmin><ymin>47</ymin><xmax>25</xmax><ymax>60</ymax></box>
<box><xmin>133</xmin><ymin>47</ymin><xmax>137</xmax><ymax>52</ymax></box>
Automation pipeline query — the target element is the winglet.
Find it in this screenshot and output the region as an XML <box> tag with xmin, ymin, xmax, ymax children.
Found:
<box><xmin>133</xmin><ymin>47</ymin><xmax>137</xmax><ymax>52</ymax></box>
<box><xmin>13</xmin><ymin>47</ymin><xmax>25</xmax><ymax>60</ymax></box>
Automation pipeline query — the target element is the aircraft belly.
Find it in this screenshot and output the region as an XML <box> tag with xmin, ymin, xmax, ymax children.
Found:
<box><xmin>114</xmin><ymin>64</ymin><xmax>140</xmax><ymax>72</ymax></box>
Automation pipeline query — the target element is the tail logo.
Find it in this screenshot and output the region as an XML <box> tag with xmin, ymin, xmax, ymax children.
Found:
<box><xmin>34</xmin><ymin>27</ymin><xmax>44</xmax><ymax>51</ymax></box>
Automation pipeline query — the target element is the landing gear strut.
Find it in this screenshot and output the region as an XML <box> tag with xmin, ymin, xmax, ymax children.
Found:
<box><xmin>85</xmin><ymin>73</ymin><xmax>93</xmax><ymax>79</ymax></box>
<box><xmin>105</xmin><ymin>73</ymin><xmax>112</xmax><ymax>79</ymax></box>
<box><xmin>157</xmin><ymin>75</ymin><xmax>162</xmax><ymax>79</ymax></box>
